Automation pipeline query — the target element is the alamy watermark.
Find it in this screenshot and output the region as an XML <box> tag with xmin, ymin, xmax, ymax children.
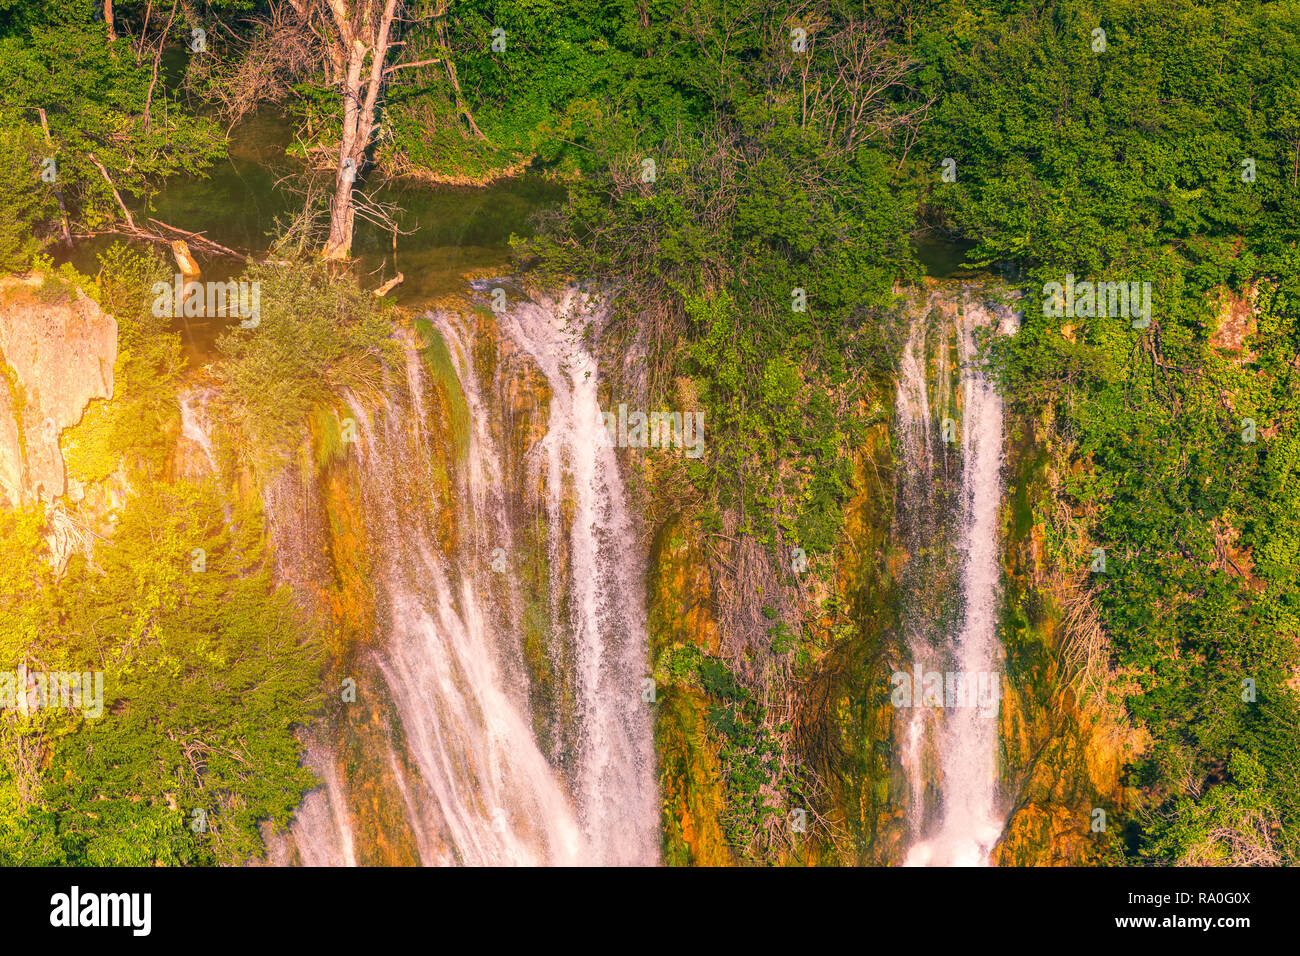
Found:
<box><xmin>600</xmin><ymin>403</ymin><xmax>705</xmax><ymax>458</ymax></box>
<box><xmin>891</xmin><ymin>668</ymin><xmax>1000</xmax><ymax>718</ymax></box>
<box><xmin>49</xmin><ymin>886</ymin><xmax>150</xmax><ymax>936</ymax></box>
<box><xmin>151</xmin><ymin>274</ymin><xmax>261</xmax><ymax>328</ymax></box>
<box><xmin>1042</xmin><ymin>273</ymin><xmax>1152</xmax><ymax>328</ymax></box>
<box><xmin>1</xmin><ymin>665</ymin><xmax>104</xmax><ymax>718</ymax></box>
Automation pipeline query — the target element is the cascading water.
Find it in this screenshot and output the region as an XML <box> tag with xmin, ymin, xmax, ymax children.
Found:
<box><xmin>268</xmin><ymin>285</ymin><xmax>656</xmax><ymax>866</ymax></box>
<box><xmin>486</xmin><ymin>286</ymin><xmax>658</xmax><ymax>866</ymax></box>
<box><xmin>895</xmin><ymin>311</ymin><xmax>944</xmax><ymax>838</ymax></box>
<box><xmin>267</xmin><ymin>736</ymin><xmax>357</xmax><ymax>867</ymax></box>
<box><xmin>178</xmin><ymin>387</ymin><xmax>219</xmax><ymax>473</ymax></box>
<box><xmin>897</xmin><ymin>286</ymin><xmax>1017</xmax><ymax>867</ymax></box>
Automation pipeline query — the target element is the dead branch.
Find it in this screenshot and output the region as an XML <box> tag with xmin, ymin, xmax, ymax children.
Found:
<box><xmin>86</xmin><ymin>153</ymin><xmax>137</xmax><ymax>231</ymax></box>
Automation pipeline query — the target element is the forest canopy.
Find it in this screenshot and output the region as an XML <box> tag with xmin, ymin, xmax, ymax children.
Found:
<box><xmin>0</xmin><ymin>0</ymin><xmax>1296</xmax><ymax>866</ymax></box>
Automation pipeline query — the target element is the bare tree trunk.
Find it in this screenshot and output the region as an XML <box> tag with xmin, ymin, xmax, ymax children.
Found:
<box><xmin>88</xmin><ymin>153</ymin><xmax>137</xmax><ymax>231</ymax></box>
<box><xmin>323</xmin><ymin>45</ymin><xmax>366</xmax><ymax>260</ymax></box>
<box><xmin>105</xmin><ymin>0</ymin><xmax>118</xmax><ymax>41</ymax></box>
<box><xmin>144</xmin><ymin>0</ymin><xmax>181</xmax><ymax>130</ymax></box>
<box><xmin>33</xmin><ymin>108</ymin><xmax>72</xmax><ymax>245</ymax></box>
<box><xmin>135</xmin><ymin>0</ymin><xmax>153</xmax><ymax>62</ymax></box>
<box><xmin>321</xmin><ymin>0</ymin><xmax>402</xmax><ymax>260</ymax></box>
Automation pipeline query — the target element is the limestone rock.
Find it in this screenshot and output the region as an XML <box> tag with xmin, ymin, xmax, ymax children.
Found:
<box><xmin>0</xmin><ymin>275</ymin><xmax>117</xmax><ymax>506</ymax></box>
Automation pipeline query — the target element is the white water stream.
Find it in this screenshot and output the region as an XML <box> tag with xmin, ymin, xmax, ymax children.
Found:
<box><xmin>266</xmin><ymin>287</ymin><xmax>656</xmax><ymax>866</ymax></box>
<box><xmin>490</xmin><ymin>288</ymin><xmax>658</xmax><ymax>866</ymax></box>
<box><xmin>898</xmin><ymin>290</ymin><xmax>1016</xmax><ymax>867</ymax></box>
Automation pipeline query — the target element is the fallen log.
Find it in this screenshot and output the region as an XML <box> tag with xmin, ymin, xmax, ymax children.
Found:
<box><xmin>78</xmin><ymin>156</ymin><xmax>252</xmax><ymax>260</ymax></box>
<box><xmin>71</xmin><ymin>221</ymin><xmax>253</xmax><ymax>261</ymax></box>
<box><xmin>374</xmin><ymin>272</ymin><xmax>404</xmax><ymax>297</ymax></box>
<box><xmin>146</xmin><ymin>219</ymin><xmax>247</xmax><ymax>260</ymax></box>
<box><xmin>87</xmin><ymin>153</ymin><xmax>136</xmax><ymax>231</ymax></box>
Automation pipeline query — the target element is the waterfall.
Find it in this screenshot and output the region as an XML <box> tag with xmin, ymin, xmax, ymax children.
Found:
<box><xmin>265</xmin><ymin>736</ymin><xmax>356</xmax><ymax>867</ymax></box>
<box><xmin>178</xmin><ymin>387</ymin><xmax>219</xmax><ymax>474</ymax></box>
<box><xmin>897</xmin><ymin>286</ymin><xmax>1016</xmax><ymax>867</ymax></box>
<box><xmin>895</xmin><ymin>312</ymin><xmax>943</xmax><ymax>838</ymax></box>
<box><xmin>486</xmin><ymin>286</ymin><xmax>659</xmax><ymax>866</ymax></box>
<box><xmin>270</xmin><ymin>286</ymin><xmax>656</xmax><ymax>866</ymax></box>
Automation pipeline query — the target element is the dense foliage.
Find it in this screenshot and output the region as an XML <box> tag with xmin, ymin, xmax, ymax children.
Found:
<box><xmin>910</xmin><ymin>0</ymin><xmax>1300</xmax><ymax>863</ymax></box>
<box><xmin>509</xmin><ymin>0</ymin><xmax>1300</xmax><ymax>863</ymax></box>
<box><xmin>0</xmin><ymin>0</ymin><xmax>1296</xmax><ymax>866</ymax></box>
<box><xmin>0</xmin><ymin>250</ymin><xmax>323</xmax><ymax>865</ymax></box>
<box><xmin>214</xmin><ymin>259</ymin><xmax>398</xmax><ymax>469</ymax></box>
<box><xmin>0</xmin><ymin>483</ymin><xmax>323</xmax><ymax>865</ymax></box>
<box><xmin>0</xmin><ymin>2</ymin><xmax>223</xmax><ymax>258</ymax></box>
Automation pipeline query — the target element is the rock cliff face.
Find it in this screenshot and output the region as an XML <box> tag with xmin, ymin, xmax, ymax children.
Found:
<box><xmin>0</xmin><ymin>275</ymin><xmax>117</xmax><ymax>507</ymax></box>
<box><xmin>649</xmin><ymin>283</ymin><xmax>1129</xmax><ymax>866</ymax></box>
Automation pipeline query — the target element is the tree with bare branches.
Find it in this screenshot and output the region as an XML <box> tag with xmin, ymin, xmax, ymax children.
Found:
<box><xmin>281</xmin><ymin>0</ymin><xmax>444</xmax><ymax>259</ymax></box>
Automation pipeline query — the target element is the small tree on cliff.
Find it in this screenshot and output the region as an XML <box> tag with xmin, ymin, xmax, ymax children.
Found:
<box><xmin>285</xmin><ymin>0</ymin><xmax>445</xmax><ymax>260</ymax></box>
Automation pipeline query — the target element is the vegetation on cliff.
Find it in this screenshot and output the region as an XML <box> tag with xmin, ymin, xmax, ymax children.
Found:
<box><xmin>0</xmin><ymin>480</ymin><xmax>322</xmax><ymax>865</ymax></box>
<box><xmin>0</xmin><ymin>0</ymin><xmax>1296</xmax><ymax>868</ymax></box>
<box><xmin>0</xmin><ymin>249</ymin><xmax>393</xmax><ymax>865</ymax></box>
<box><xmin>520</xmin><ymin>0</ymin><xmax>1300</xmax><ymax>865</ymax></box>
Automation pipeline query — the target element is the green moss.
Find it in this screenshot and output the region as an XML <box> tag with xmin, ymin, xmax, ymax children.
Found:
<box><xmin>0</xmin><ymin>359</ymin><xmax>27</xmax><ymax>468</ymax></box>
<box><xmin>656</xmin><ymin>687</ymin><xmax>734</xmax><ymax>866</ymax></box>
<box><xmin>802</xmin><ymin>423</ymin><xmax>907</xmax><ymax>864</ymax></box>
<box><xmin>516</xmin><ymin>528</ymin><xmax>576</xmax><ymax>760</ymax></box>
<box><xmin>414</xmin><ymin>317</ymin><xmax>470</xmax><ymax>464</ymax></box>
<box><xmin>310</xmin><ymin>403</ymin><xmax>348</xmax><ymax>473</ymax></box>
<box><xmin>993</xmin><ymin>415</ymin><xmax>1118</xmax><ymax>865</ymax></box>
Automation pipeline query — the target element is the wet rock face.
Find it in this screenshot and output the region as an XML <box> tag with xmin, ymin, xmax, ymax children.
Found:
<box><xmin>0</xmin><ymin>276</ymin><xmax>117</xmax><ymax>506</ymax></box>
